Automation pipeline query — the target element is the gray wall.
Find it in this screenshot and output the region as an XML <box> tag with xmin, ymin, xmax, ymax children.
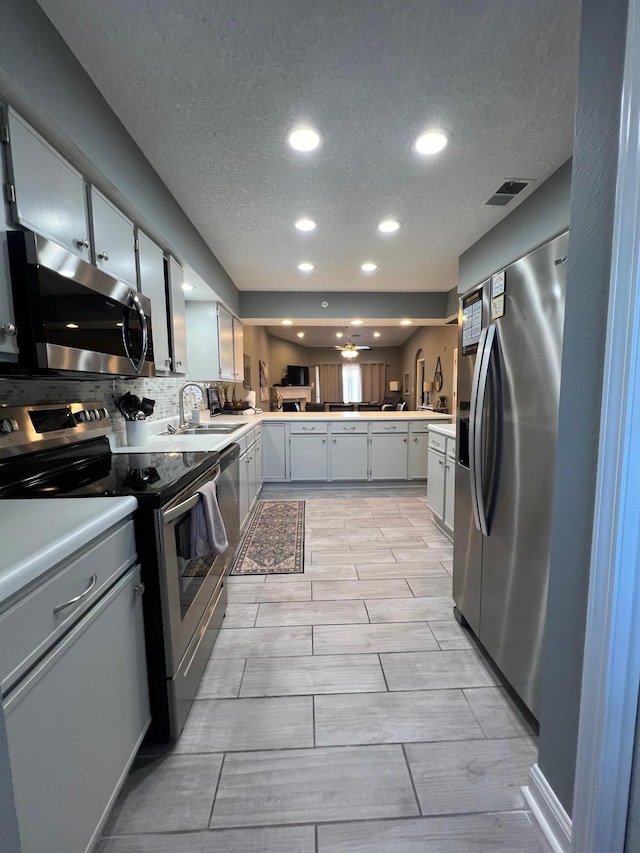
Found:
<box><xmin>458</xmin><ymin>160</ymin><xmax>572</xmax><ymax>293</ymax></box>
<box><xmin>240</xmin><ymin>290</ymin><xmax>448</xmax><ymax>321</ymax></box>
<box><xmin>538</xmin><ymin>0</ymin><xmax>630</xmax><ymax>816</ymax></box>
<box><xmin>0</xmin><ymin>0</ymin><xmax>239</xmax><ymax>312</ymax></box>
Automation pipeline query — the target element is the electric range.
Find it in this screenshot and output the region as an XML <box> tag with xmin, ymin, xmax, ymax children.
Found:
<box><xmin>0</xmin><ymin>402</ymin><xmax>240</xmax><ymax>741</ymax></box>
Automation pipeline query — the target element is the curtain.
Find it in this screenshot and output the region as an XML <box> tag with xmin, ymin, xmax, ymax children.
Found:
<box><xmin>360</xmin><ymin>363</ymin><xmax>387</xmax><ymax>403</ymax></box>
<box><xmin>318</xmin><ymin>363</ymin><xmax>343</xmax><ymax>401</ymax></box>
<box><xmin>342</xmin><ymin>364</ymin><xmax>362</xmax><ymax>403</ymax></box>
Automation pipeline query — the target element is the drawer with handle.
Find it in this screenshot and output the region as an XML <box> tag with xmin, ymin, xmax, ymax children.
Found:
<box><xmin>330</xmin><ymin>421</ymin><xmax>368</xmax><ymax>434</ymax></box>
<box><xmin>370</xmin><ymin>421</ymin><xmax>409</xmax><ymax>434</ymax></box>
<box><xmin>428</xmin><ymin>432</ymin><xmax>447</xmax><ymax>452</ymax></box>
<box><xmin>289</xmin><ymin>422</ymin><xmax>328</xmax><ymax>434</ymax></box>
<box><xmin>0</xmin><ymin>519</ymin><xmax>137</xmax><ymax>696</ymax></box>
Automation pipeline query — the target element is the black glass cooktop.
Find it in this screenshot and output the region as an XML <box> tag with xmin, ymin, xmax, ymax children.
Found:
<box><xmin>0</xmin><ymin>437</ymin><xmax>220</xmax><ymax>502</ymax></box>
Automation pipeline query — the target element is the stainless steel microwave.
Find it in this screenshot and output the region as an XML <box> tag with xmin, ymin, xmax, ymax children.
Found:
<box><xmin>5</xmin><ymin>230</ymin><xmax>155</xmax><ymax>378</ymax></box>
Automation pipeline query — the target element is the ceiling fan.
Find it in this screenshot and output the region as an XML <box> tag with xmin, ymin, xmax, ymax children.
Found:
<box><xmin>335</xmin><ymin>327</ymin><xmax>371</xmax><ymax>359</ymax></box>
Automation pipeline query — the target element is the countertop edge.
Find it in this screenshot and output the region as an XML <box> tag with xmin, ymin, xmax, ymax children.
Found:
<box><xmin>0</xmin><ymin>496</ymin><xmax>139</xmax><ymax>607</ymax></box>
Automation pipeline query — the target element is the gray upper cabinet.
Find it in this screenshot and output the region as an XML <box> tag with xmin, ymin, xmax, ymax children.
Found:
<box><xmin>167</xmin><ymin>256</ymin><xmax>188</xmax><ymax>374</ymax></box>
<box><xmin>2</xmin><ymin>107</ymin><xmax>90</xmax><ymax>261</ymax></box>
<box><xmin>0</xmin><ymin>143</ymin><xmax>17</xmax><ymax>359</ymax></box>
<box><xmin>217</xmin><ymin>303</ymin><xmax>235</xmax><ymax>380</ymax></box>
<box><xmin>90</xmin><ymin>188</ymin><xmax>136</xmax><ymax>286</ymax></box>
<box><xmin>137</xmin><ymin>229</ymin><xmax>171</xmax><ymax>373</ymax></box>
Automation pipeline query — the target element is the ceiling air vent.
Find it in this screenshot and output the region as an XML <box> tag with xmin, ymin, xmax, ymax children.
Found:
<box><xmin>486</xmin><ymin>179</ymin><xmax>532</xmax><ymax>207</ymax></box>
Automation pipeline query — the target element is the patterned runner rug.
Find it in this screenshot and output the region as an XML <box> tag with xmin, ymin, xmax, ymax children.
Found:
<box><xmin>230</xmin><ymin>500</ymin><xmax>305</xmax><ymax>575</ymax></box>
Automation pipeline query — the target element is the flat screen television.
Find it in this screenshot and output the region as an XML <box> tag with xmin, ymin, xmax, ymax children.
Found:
<box><xmin>287</xmin><ymin>365</ymin><xmax>309</xmax><ymax>386</ymax></box>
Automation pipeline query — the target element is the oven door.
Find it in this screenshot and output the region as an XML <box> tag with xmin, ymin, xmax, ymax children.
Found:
<box><xmin>156</xmin><ymin>464</ymin><xmax>226</xmax><ymax>678</ymax></box>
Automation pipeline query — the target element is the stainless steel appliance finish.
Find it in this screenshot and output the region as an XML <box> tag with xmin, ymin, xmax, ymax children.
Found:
<box><xmin>453</xmin><ymin>231</ymin><xmax>569</xmax><ymax>719</ymax></box>
<box><xmin>5</xmin><ymin>230</ymin><xmax>154</xmax><ymax>378</ymax></box>
<box><xmin>156</xmin><ymin>443</ymin><xmax>240</xmax><ymax>738</ymax></box>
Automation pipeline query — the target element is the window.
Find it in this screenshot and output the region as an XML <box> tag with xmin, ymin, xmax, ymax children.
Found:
<box><xmin>342</xmin><ymin>364</ymin><xmax>362</xmax><ymax>403</ymax></box>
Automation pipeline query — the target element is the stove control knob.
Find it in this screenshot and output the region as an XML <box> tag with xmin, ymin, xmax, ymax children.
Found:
<box><xmin>92</xmin><ymin>409</ymin><xmax>100</xmax><ymax>420</ymax></box>
<box><xmin>0</xmin><ymin>418</ymin><xmax>14</xmax><ymax>434</ymax></box>
<box><xmin>99</xmin><ymin>408</ymin><xmax>108</xmax><ymax>419</ymax></box>
<box><xmin>88</xmin><ymin>410</ymin><xmax>96</xmax><ymax>421</ymax></box>
<box><xmin>76</xmin><ymin>411</ymin><xmax>87</xmax><ymax>423</ymax></box>
<box><xmin>9</xmin><ymin>419</ymin><xmax>19</xmax><ymax>431</ymax></box>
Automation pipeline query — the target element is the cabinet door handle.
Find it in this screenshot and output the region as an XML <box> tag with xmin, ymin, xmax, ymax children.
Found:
<box><xmin>176</xmin><ymin>360</ymin><xmax>182</xmax><ymax>367</ymax></box>
<box><xmin>0</xmin><ymin>323</ymin><xmax>17</xmax><ymax>337</ymax></box>
<box><xmin>403</xmin><ymin>437</ymin><xmax>407</xmax><ymax>442</ymax></box>
<box><xmin>97</xmin><ymin>250</ymin><xmax>110</xmax><ymax>262</ymax></box>
<box><xmin>322</xmin><ymin>438</ymin><xmax>326</xmax><ymax>443</ymax></box>
<box><xmin>332</xmin><ymin>438</ymin><xmax>336</xmax><ymax>443</ymax></box>
<box><xmin>384</xmin><ymin>426</ymin><xmax>397</xmax><ymax>431</ymax></box>
<box><xmin>75</xmin><ymin>238</ymin><xmax>89</xmax><ymax>250</ymax></box>
<box><xmin>53</xmin><ymin>574</ymin><xmax>98</xmax><ymax>614</ymax></box>
<box><xmin>343</xmin><ymin>425</ymin><xmax>356</xmax><ymax>431</ymax></box>
<box><xmin>302</xmin><ymin>426</ymin><xmax>315</xmax><ymax>431</ymax></box>
<box><xmin>414</xmin><ymin>437</ymin><xmax>418</xmax><ymax>442</ymax></box>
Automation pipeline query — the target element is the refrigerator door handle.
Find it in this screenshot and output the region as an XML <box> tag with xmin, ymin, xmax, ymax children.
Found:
<box><xmin>469</xmin><ymin>325</ymin><xmax>489</xmax><ymax>533</ymax></box>
<box><xmin>471</xmin><ymin>324</ymin><xmax>496</xmax><ymax>536</ymax></box>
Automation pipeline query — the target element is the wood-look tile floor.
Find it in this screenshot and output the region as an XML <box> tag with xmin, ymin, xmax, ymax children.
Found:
<box><xmin>98</xmin><ymin>488</ymin><xmax>551</xmax><ymax>853</ymax></box>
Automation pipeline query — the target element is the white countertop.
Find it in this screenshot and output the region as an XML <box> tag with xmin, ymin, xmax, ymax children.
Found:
<box><xmin>428</xmin><ymin>423</ymin><xmax>457</xmax><ymax>439</ymax></box>
<box><xmin>113</xmin><ymin>410</ymin><xmax>452</xmax><ymax>454</ymax></box>
<box><xmin>0</xmin><ymin>497</ymin><xmax>138</xmax><ymax>607</ymax></box>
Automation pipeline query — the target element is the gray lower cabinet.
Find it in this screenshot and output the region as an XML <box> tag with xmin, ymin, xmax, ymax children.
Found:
<box><xmin>90</xmin><ymin>188</ymin><xmax>137</xmax><ymax>287</ymax></box>
<box><xmin>4</xmin><ymin>563</ymin><xmax>150</xmax><ymax>853</ymax></box>
<box><xmin>262</xmin><ymin>423</ymin><xmax>287</xmax><ymax>480</ymax></box>
<box><xmin>444</xmin><ymin>454</ymin><xmax>455</xmax><ymax>532</ymax></box>
<box><xmin>239</xmin><ymin>445</ymin><xmax>250</xmax><ymax>527</ymax></box>
<box><xmin>330</xmin><ymin>434</ymin><xmax>369</xmax><ymax>480</ymax></box>
<box><xmin>3</xmin><ymin>107</ymin><xmax>90</xmax><ymax>262</ymax></box>
<box><xmin>427</xmin><ymin>447</ymin><xmax>445</xmax><ymax>520</ymax></box>
<box><xmin>370</xmin><ymin>433</ymin><xmax>409</xmax><ymax>479</ymax></box>
<box><xmin>408</xmin><ymin>432</ymin><xmax>429</xmax><ymax>479</ymax></box>
<box><xmin>289</xmin><ymin>433</ymin><xmax>328</xmax><ymax>480</ymax></box>
<box><xmin>137</xmin><ymin>228</ymin><xmax>171</xmax><ymax>373</ymax></box>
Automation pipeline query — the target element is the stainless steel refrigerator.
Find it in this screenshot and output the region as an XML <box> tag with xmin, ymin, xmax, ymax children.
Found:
<box><xmin>453</xmin><ymin>231</ymin><xmax>569</xmax><ymax>720</ymax></box>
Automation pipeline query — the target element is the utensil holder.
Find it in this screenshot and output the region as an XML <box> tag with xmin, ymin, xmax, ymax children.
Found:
<box><xmin>125</xmin><ymin>420</ymin><xmax>149</xmax><ymax>446</ymax></box>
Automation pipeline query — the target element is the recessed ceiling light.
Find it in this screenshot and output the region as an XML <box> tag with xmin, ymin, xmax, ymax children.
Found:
<box><xmin>66</xmin><ymin>323</ymin><xmax>78</xmax><ymax>329</ymax></box>
<box><xmin>298</xmin><ymin>262</ymin><xmax>314</xmax><ymax>272</ymax></box>
<box><xmin>295</xmin><ymin>218</ymin><xmax>317</xmax><ymax>232</ymax></box>
<box><xmin>287</xmin><ymin>125</ymin><xmax>323</xmax><ymax>152</ymax></box>
<box><xmin>361</xmin><ymin>262</ymin><xmax>378</xmax><ymax>272</ymax></box>
<box><xmin>351</xmin><ymin>319</ymin><xmax>363</xmax><ymax>325</ymax></box>
<box><xmin>373</xmin><ymin>331</ymin><xmax>381</xmax><ymax>338</ymax></box>
<box><xmin>414</xmin><ymin>128</ymin><xmax>451</xmax><ymax>155</ymax></box>
<box><xmin>400</xmin><ymin>319</ymin><xmax>413</xmax><ymax>326</ymax></box>
<box><xmin>281</xmin><ymin>320</ymin><xmax>293</xmax><ymax>326</ymax></box>
<box><xmin>378</xmin><ymin>219</ymin><xmax>400</xmax><ymax>233</ymax></box>
<box><xmin>181</xmin><ymin>282</ymin><xmax>195</xmax><ymax>292</ymax></box>
<box><xmin>297</xmin><ymin>332</ymin><xmax>305</xmax><ymax>338</ymax></box>
<box><xmin>116</xmin><ymin>322</ymin><xmax>123</xmax><ymax>328</ymax></box>
<box><xmin>336</xmin><ymin>332</ymin><xmax>344</xmax><ymax>338</ymax></box>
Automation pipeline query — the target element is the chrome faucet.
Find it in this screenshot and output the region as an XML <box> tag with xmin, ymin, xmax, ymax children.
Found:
<box><xmin>178</xmin><ymin>382</ymin><xmax>207</xmax><ymax>427</ymax></box>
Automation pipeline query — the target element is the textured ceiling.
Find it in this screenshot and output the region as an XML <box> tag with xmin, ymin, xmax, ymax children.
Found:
<box><xmin>36</xmin><ymin>0</ymin><xmax>581</xmax><ymax>298</ymax></box>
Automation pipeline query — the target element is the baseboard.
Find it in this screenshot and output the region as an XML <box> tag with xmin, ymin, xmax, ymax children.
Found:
<box><xmin>522</xmin><ymin>764</ymin><xmax>572</xmax><ymax>853</ymax></box>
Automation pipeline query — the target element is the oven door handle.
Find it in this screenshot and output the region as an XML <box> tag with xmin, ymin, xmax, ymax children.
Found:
<box><xmin>162</xmin><ymin>468</ymin><xmax>221</xmax><ymax>523</ymax></box>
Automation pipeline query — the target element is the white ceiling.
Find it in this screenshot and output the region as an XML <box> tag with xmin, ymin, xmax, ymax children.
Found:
<box><xmin>266</xmin><ymin>321</ymin><xmax>430</xmax><ymax>348</ymax></box>
<box><xmin>37</xmin><ymin>0</ymin><xmax>581</xmax><ymax>300</ymax></box>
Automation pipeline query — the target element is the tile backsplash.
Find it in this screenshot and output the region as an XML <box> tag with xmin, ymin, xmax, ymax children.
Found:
<box><xmin>0</xmin><ymin>377</ymin><xmax>205</xmax><ymax>437</ymax></box>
